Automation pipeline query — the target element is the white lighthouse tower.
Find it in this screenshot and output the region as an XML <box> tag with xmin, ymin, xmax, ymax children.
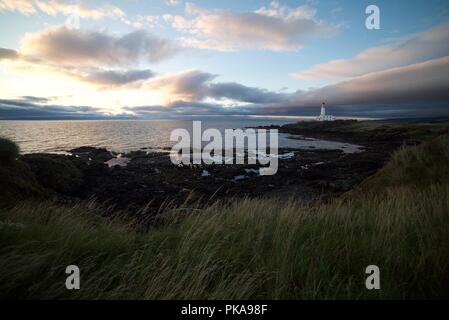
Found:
<box><xmin>317</xmin><ymin>102</ymin><xmax>334</xmax><ymax>121</ymax></box>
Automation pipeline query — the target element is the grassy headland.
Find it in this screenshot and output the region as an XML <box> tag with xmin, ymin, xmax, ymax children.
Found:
<box><xmin>281</xmin><ymin>119</ymin><xmax>449</xmax><ymax>142</ymax></box>
<box><xmin>1</xmin><ymin>126</ymin><xmax>449</xmax><ymax>299</ymax></box>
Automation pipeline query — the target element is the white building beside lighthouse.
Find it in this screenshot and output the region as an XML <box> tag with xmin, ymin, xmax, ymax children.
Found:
<box><xmin>317</xmin><ymin>102</ymin><xmax>335</xmax><ymax>121</ymax></box>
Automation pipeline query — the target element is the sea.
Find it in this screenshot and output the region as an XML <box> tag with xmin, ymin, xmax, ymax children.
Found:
<box><xmin>0</xmin><ymin>118</ymin><xmax>363</xmax><ymax>154</ymax></box>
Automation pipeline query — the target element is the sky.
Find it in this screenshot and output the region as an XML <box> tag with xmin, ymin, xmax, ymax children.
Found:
<box><xmin>0</xmin><ymin>0</ymin><xmax>449</xmax><ymax>119</ymax></box>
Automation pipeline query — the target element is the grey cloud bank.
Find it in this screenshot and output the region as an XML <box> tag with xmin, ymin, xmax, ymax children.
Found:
<box><xmin>21</xmin><ymin>27</ymin><xmax>179</xmax><ymax>66</ymax></box>
<box><xmin>293</xmin><ymin>22</ymin><xmax>449</xmax><ymax>80</ymax></box>
<box><xmin>78</xmin><ymin>69</ymin><xmax>156</xmax><ymax>86</ymax></box>
<box><xmin>144</xmin><ymin>70</ymin><xmax>289</xmax><ymax>104</ymax></box>
<box><xmin>289</xmin><ymin>56</ymin><xmax>449</xmax><ymax>107</ymax></box>
<box><xmin>0</xmin><ymin>48</ymin><xmax>19</xmax><ymax>60</ymax></box>
<box><xmin>0</xmin><ymin>96</ymin><xmax>114</xmax><ymax>120</ymax></box>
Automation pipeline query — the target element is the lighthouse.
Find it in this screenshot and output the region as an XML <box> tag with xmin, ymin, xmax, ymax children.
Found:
<box><xmin>317</xmin><ymin>102</ymin><xmax>335</xmax><ymax>121</ymax></box>
<box><xmin>320</xmin><ymin>102</ymin><xmax>326</xmax><ymax>118</ymax></box>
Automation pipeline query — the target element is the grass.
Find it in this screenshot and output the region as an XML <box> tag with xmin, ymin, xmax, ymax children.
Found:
<box><xmin>351</xmin><ymin>134</ymin><xmax>449</xmax><ymax>193</ymax></box>
<box><xmin>285</xmin><ymin>120</ymin><xmax>449</xmax><ymax>141</ymax></box>
<box><xmin>1</xmin><ymin>135</ymin><xmax>449</xmax><ymax>299</ymax></box>
<box><xmin>21</xmin><ymin>154</ymin><xmax>84</xmax><ymax>194</ymax></box>
<box><xmin>0</xmin><ymin>138</ymin><xmax>84</xmax><ymax>206</ymax></box>
<box><xmin>0</xmin><ymin>137</ymin><xmax>19</xmax><ymax>165</ymax></box>
<box><xmin>0</xmin><ymin>138</ymin><xmax>47</xmax><ymax>206</ymax></box>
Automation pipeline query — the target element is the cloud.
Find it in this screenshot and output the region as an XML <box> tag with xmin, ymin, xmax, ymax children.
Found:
<box><xmin>163</xmin><ymin>0</ymin><xmax>181</xmax><ymax>6</ymax></box>
<box><xmin>0</xmin><ymin>48</ymin><xmax>19</xmax><ymax>60</ymax></box>
<box><xmin>3</xmin><ymin>53</ymin><xmax>449</xmax><ymax>119</ymax></box>
<box><xmin>126</xmin><ymin>100</ymin><xmax>233</xmax><ymax>117</ymax></box>
<box><xmin>135</xmin><ymin>56</ymin><xmax>449</xmax><ymax>118</ymax></box>
<box><xmin>20</xmin><ymin>95</ymin><xmax>50</xmax><ymax>103</ymax></box>
<box><xmin>0</xmin><ymin>47</ymin><xmax>156</xmax><ymax>87</ymax></box>
<box><xmin>123</xmin><ymin>98</ymin><xmax>275</xmax><ymax>119</ymax></box>
<box><xmin>145</xmin><ymin>69</ymin><xmax>216</xmax><ymax>101</ymax></box>
<box><xmin>121</xmin><ymin>15</ymin><xmax>161</xmax><ymax>29</ymax></box>
<box><xmin>165</xmin><ymin>2</ymin><xmax>335</xmax><ymax>51</ymax></box>
<box><xmin>0</xmin><ymin>0</ymin><xmax>35</xmax><ymax>15</ymax></box>
<box><xmin>75</xmin><ymin>68</ymin><xmax>155</xmax><ymax>86</ymax></box>
<box><xmin>208</xmin><ymin>82</ymin><xmax>289</xmax><ymax>104</ymax></box>
<box><xmin>292</xmin><ymin>22</ymin><xmax>449</xmax><ymax>80</ymax></box>
<box><xmin>2</xmin><ymin>19</ymin><xmax>449</xmax><ymax>119</ymax></box>
<box><xmin>0</xmin><ymin>26</ymin><xmax>177</xmax><ymax>88</ymax></box>
<box><xmin>0</xmin><ymin>0</ymin><xmax>125</xmax><ymax>19</ymax></box>
<box><xmin>288</xmin><ymin>56</ymin><xmax>449</xmax><ymax>107</ymax></box>
<box><xmin>0</xmin><ymin>96</ymin><xmax>110</xmax><ymax>120</ymax></box>
<box><xmin>21</xmin><ymin>26</ymin><xmax>179</xmax><ymax>66</ymax></box>
<box><xmin>145</xmin><ymin>69</ymin><xmax>288</xmax><ymax>104</ymax></box>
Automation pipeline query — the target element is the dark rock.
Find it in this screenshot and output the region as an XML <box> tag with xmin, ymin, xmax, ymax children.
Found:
<box><xmin>124</xmin><ymin>150</ymin><xmax>147</xmax><ymax>159</ymax></box>
<box><xmin>70</xmin><ymin>146</ymin><xmax>113</xmax><ymax>162</ymax></box>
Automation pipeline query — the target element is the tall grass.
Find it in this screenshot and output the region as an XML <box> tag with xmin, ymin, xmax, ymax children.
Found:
<box><xmin>354</xmin><ymin>134</ymin><xmax>449</xmax><ymax>193</ymax></box>
<box><xmin>0</xmin><ymin>137</ymin><xmax>19</xmax><ymax>165</ymax></box>
<box><xmin>1</xmin><ymin>136</ymin><xmax>449</xmax><ymax>299</ymax></box>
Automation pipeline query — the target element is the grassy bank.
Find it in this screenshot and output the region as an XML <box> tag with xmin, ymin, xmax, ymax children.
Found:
<box><xmin>283</xmin><ymin>119</ymin><xmax>449</xmax><ymax>142</ymax></box>
<box><xmin>1</xmin><ymin>135</ymin><xmax>449</xmax><ymax>299</ymax></box>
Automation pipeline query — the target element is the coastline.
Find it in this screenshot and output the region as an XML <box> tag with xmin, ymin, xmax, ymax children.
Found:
<box><xmin>8</xmin><ymin>118</ymin><xmax>445</xmax><ymax>214</ymax></box>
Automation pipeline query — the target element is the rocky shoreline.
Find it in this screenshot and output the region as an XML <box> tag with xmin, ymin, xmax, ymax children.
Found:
<box><xmin>15</xmin><ymin>119</ymin><xmax>423</xmax><ymax>213</ymax></box>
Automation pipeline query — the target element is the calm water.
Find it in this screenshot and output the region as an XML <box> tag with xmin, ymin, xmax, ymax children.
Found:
<box><xmin>0</xmin><ymin>119</ymin><xmax>363</xmax><ymax>154</ymax></box>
